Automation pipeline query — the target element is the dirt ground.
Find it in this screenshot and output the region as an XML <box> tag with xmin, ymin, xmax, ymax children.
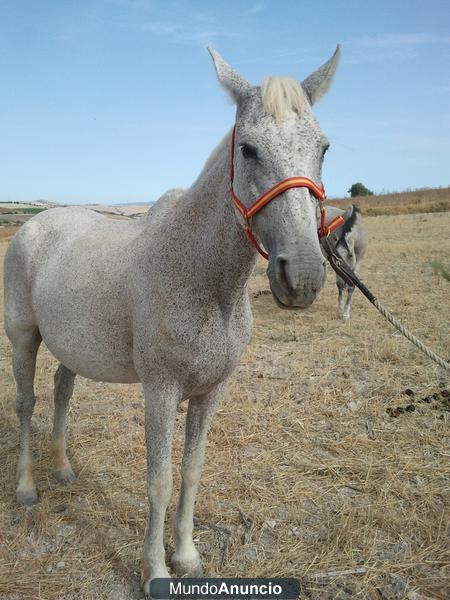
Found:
<box><xmin>0</xmin><ymin>212</ymin><xmax>449</xmax><ymax>600</ymax></box>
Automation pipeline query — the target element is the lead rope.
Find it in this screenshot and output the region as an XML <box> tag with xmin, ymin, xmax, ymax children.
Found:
<box><xmin>372</xmin><ymin>299</ymin><xmax>449</xmax><ymax>371</ymax></box>
<box><xmin>321</xmin><ymin>236</ymin><xmax>450</xmax><ymax>373</ymax></box>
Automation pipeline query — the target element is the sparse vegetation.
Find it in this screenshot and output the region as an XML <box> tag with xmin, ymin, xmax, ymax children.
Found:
<box><xmin>16</xmin><ymin>207</ymin><xmax>47</xmax><ymax>214</ymax></box>
<box><xmin>430</xmin><ymin>260</ymin><xmax>450</xmax><ymax>282</ymax></box>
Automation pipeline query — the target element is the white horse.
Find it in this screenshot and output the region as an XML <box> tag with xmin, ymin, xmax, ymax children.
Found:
<box><xmin>4</xmin><ymin>46</ymin><xmax>340</xmax><ymax>594</ymax></box>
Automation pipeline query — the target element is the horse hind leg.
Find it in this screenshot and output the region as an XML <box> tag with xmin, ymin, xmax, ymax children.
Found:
<box><xmin>11</xmin><ymin>328</ymin><xmax>42</xmax><ymax>506</ymax></box>
<box><xmin>52</xmin><ymin>364</ymin><xmax>76</xmax><ymax>483</ymax></box>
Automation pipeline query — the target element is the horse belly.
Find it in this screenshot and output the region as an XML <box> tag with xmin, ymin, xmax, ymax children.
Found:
<box><xmin>42</xmin><ymin>333</ymin><xmax>139</xmax><ymax>383</ymax></box>
<box><xmin>32</xmin><ymin>277</ymin><xmax>139</xmax><ymax>383</ymax></box>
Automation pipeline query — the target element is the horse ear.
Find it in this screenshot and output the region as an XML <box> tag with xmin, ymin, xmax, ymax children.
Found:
<box><xmin>302</xmin><ymin>45</ymin><xmax>340</xmax><ymax>105</ymax></box>
<box><xmin>208</xmin><ymin>47</ymin><xmax>251</xmax><ymax>103</ymax></box>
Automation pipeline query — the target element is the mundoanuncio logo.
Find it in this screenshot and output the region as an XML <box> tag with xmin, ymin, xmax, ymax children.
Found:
<box><xmin>150</xmin><ymin>578</ymin><xmax>301</xmax><ymax>599</ymax></box>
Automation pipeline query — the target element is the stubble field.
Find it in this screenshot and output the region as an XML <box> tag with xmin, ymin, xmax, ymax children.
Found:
<box><xmin>0</xmin><ymin>211</ymin><xmax>449</xmax><ymax>599</ymax></box>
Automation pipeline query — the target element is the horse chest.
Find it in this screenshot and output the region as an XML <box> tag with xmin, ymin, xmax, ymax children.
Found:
<box><xmin>139</xmin><ymin>300</ymin><xmax>252</xmax><ymax>395</ymax></box>
<box><xmin>186</xmin><ymin>316</ymin><xmax>250</xmax><ymax>393</ymax></box>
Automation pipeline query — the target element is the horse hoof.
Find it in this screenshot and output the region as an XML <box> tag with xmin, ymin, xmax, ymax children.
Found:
<box><xmin>143</xmin><ymin>575</ymin><xmax>172</xmax><ymax>599</ymax></box>
<box><xmin>171</xmin><ymin>556</ymin><xmax>203</xmax><ymax>577</ymax></box>
<box><xmin>188</xmin><ymin>562</ymin><xmax>203</xmax><ymax>577</ymax></box>
<box><xmin>143</xmin><ymin>579</ymin><xmax>152</xmax><ymax>599</ymax></box>
<box><xmin>17</xmin><ymin>488</ymin><xmax>39</xmax><ymax>506</ymax></box>
<box><xmin>141</xmin><ymin>561</ymin><xmax>172</xmax><ymax>598</ymax></box>
<box><xmin>53</xmin><ymin>467</ymin><xmax>77</xmax><ymax>484</ymax></box>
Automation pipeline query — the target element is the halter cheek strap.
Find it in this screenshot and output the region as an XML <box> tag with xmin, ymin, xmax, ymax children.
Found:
<box><xmin>230</xmin><ymin>126</ymin><xmax>344</xmax><ymax>259</ymax></box>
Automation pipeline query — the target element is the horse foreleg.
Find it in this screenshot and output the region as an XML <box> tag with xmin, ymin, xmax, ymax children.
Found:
<box><xmin>342</xmin><ymin>285</ymin><xmax>355</xmax><ymax>320</ymax></box>
<box><xmin>52</xmin><ymin>364</ymin><xmax>76</xmax><ymax>483</ymax></box>
<box><xmin>338</xmin><ymin>287</ymin><xmax>344</xmax><ymax>313</ymax></box>
<box><xmin>336</xmin><ymin>278</ymin><xmax>345</xmax><ymax>318</ymax></box>
<box><xmin>141</xmin><ymin>380</ymin><xmax>180</xmax><ymax>595</ymax></box>
<box><xmin>172</xmin><ymin>384</ymin><xmax>223</xmax><ymax>576</ymax></box>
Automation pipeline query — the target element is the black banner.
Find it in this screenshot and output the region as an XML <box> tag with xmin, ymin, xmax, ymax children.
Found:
<box><xmin>150</xmin><ymin>578</ymin><xmax>301</xmax><ymax>599</ymax></box>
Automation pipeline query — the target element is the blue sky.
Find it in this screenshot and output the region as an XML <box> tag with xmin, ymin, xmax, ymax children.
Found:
<box><xmin>1</xmin><ymin>0</ymin><xmax>449</xmax><ymax>204</ymax></box>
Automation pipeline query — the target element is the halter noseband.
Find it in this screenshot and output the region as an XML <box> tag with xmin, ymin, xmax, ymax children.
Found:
<box><xmin>230</xmin><ymin>126</ymin><xmax>344</xmax><ymax>259</ymax></box>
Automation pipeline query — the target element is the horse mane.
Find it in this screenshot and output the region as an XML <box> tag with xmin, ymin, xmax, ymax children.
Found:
<box><xmin>261</xmin><ymin>77</ymin><xmax>308</xmax><ymax>121</ymax></box>
<box><xmin>336</xmin><ymin>205</ymin><xmax>361</xmax><ymax>250</ymax></box>
<box><xmin>341</xmin><ymin>205</ymin><xmax>360</xmax><ymax>237</ymax></box>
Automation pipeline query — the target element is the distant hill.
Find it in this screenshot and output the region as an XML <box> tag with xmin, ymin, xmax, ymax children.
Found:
<box><xmin>2</xmin><ymin>187</ymin><xmax>449</xmax><ymax>223</ymax></box>
<box><xmin>0</xmin><ymin>200</ymin><xmax>154</xmax><ymax>220</ymax></box>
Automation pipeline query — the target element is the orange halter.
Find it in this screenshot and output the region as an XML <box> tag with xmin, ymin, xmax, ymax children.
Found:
<box><xmin>229</xmin><ymin>126</ymin><xmax>344</xmax><ymax>259</ymax></box>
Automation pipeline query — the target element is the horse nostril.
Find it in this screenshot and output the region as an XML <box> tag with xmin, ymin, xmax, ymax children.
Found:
<box><xmin>276</xmin><ymin>257</ymin><xmax>294</xmax><ymax>292</ymax></box>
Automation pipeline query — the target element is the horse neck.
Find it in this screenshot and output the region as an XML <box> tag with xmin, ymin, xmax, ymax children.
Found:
<box><xmin>181</xmin><ymin>130</ymin><xmax>258</xmax><ymax>302</ymax></box>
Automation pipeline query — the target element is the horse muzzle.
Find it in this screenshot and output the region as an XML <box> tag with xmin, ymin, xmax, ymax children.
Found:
<box><xmin>268</xmin><ymin>253</ymin><xmax>326</xmax><ymax>310</ymax></box>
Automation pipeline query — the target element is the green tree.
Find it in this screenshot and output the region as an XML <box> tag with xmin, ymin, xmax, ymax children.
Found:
<box><xmin>347</xmin><ymin>182</ymin><xmax>374</xmax><ymax>197</ymax></box>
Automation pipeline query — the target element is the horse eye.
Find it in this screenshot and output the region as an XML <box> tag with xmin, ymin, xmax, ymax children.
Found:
<box><xmin>322</xmin><ymin>144</ymin><xmax>330</xmax><ymax>158</ymax></box>
<box><xmin>240</xmin><ymin>144</ymin><xmax>258</xmax><ymax>159</ymax></box>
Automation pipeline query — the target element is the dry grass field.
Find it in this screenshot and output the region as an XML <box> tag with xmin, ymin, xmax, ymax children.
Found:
<box><xmin>328</xmin><ymin>187</ymin><xmax>450</xmax><ymax>217</ymax></box>
<box><xmin>0</xmin><ymin>210</ymin><xmax>449</xmax><ymax>599</ymax></box>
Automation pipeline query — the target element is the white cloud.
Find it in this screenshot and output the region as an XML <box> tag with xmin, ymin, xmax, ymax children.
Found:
<box><xmin>343</xmin><ymin>32</ymin><xmax>450</xmax><ymax>64</ymax></box>
<box><xmin>246</xmin><ymin>3</ymin><xmax>264</xmax><ymax>15</ymax></box>
<box><xmin>432</xmin><ymin>84</ymin><xmax>450</xmax><ymax>94</ymax></box>
<box><xmin>359</xmin><ymin>32</ymin><xmax>450</xmax><ymax>48</ymax></box>
<box><xmin>140</xmin><ymin>12</ymin><xmax>236</xmax><ymax>45</ymax></box>
<box><xmin>141</xmin><ymin>21</ymin><xmax>178</xmax><ymax>35</ymax></box>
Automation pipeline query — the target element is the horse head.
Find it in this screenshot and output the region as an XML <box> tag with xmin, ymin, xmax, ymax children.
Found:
<box><xmin>209</xmin><ymin>46</ymin><xmax>340</xmax><ymax>309</ymax></box>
